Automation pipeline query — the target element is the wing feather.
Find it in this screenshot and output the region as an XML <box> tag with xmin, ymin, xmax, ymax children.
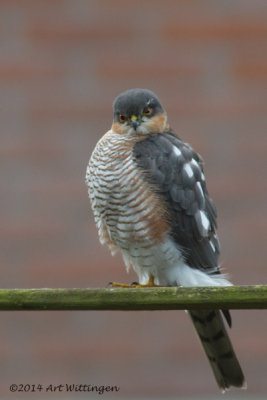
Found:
<box><xmin>133</xmin><ymin>131</ymin><xmax>220</xmax><ymax>272</ymax></box>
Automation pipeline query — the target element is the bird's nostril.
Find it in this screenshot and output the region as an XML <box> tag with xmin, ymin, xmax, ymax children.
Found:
<box><xmin>131</xmin><ymin>120</ymin><xmax>139</xmax><ymax>130</ymax></box>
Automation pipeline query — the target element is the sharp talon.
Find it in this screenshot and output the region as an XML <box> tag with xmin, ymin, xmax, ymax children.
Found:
<box><xmin>131</xmin><ymin>281</ymin><xmax>139</xmax><ymax>285</ymax></box>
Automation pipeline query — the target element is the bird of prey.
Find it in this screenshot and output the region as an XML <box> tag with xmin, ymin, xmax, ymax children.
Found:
<box><xmin>86</xmin><ymin>88</ymin><xmax>246</xmax><ymax>391</ymax></box>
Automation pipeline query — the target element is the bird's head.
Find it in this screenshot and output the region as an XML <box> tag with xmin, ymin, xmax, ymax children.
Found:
<box><xmin>112</xmin><ymin>88</ymin><xmax>169</xmax><ymax>136</ymax></box>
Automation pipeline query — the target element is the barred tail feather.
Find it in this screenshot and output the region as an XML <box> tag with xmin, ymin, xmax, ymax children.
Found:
<box><xmin>189</xmin><ymin>309</ymin><xmax>246</xmax><ymax>391</ymax></box>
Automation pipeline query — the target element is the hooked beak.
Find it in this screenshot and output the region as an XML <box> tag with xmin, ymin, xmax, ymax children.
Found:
<box><xmin>130</xmin><ymin>115</ymin><xmax>140</xmax><ymax>130</ymax></box>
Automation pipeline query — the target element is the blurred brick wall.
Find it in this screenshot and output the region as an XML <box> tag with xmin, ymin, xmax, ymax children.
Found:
<box><xmin>0</xmin><ymin>0</ymin><xmax>267</xmax><ymax>398</ymax></box>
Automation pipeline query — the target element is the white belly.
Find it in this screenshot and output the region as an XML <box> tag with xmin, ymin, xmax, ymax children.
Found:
<box><xmin>120</xmin><ymin>237</ymin><xmax>231</xmax><ymax>287</ymax></box>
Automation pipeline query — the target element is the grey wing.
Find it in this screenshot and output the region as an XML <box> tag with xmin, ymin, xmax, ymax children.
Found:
<box><xmin>133</xmin><ymin>131</ymin><xmax>220</xmax><ymax>273</ymax></box>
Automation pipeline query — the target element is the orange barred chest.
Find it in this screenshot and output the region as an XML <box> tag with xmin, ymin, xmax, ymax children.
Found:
<box><xmin>87</xmin><ymin>131</ymin><xmax>169</xmax><ymax>248</ymax></box>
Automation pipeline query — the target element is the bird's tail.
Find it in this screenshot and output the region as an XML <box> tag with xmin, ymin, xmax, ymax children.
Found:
<box><xmin>188</xmin><ymin>309</ymin><xmax>246</xmax><ymax>392</ymax></box>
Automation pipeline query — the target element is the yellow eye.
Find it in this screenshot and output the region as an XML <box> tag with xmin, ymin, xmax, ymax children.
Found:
<box><xmin>143</xmin><ymin>107</ymin><xmax>152</xmax><ymax>116</ymax></box>
<box><xmin>119</xmin><ymin>114</ymin><xmax>126</xmax><ymax>123</ymax></box>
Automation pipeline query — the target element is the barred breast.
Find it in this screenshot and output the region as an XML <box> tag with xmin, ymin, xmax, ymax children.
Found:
<box><xmin>86</xmin><ymin>130</ymin><xmax>169</xmax><ymax>265</ymax></box>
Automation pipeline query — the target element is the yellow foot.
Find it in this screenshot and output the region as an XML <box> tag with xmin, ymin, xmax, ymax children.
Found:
<box><xmin>108</xmin><ymin>282</ymin><xmax>135</xmax><ymax>288</ymax></box>
<box><xmin>109</xmin><ymin>276</ymin><xmax>161</xmax><ymax>288</ymax></box>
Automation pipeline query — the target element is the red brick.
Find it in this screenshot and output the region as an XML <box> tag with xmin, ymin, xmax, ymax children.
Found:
<box><xmin>28</xmin><ymin>24</ymin><xmax>132</xmax><ymax>42</ymax></box>
<box><xmin>0</xmin><ymin>63</ymin><xmax>63</xmax><ymax>81</ymax></box>
<box><xmin>163</xmin><ymin>19</ymin><xmax>267</xmax><ymax>40</ymax></box>
<box><xmin>0</xmin><ymin>144</ymin><xmax>66</xmax><ymax>159</ymax></box>
<box><xmin>234</xmin><ymin>60</ymin><xmax>267</xmax><ymax>79</ymax></box>
<box><xmin>29</xmin><ymin>103</ymin><xmax>109</xmax><ymax>119</ymax></box>
<box><xmin>0</xmin><ymin>220</ymin><xmax>66</xmax><ymax>240</ymax></box>
<box><xmin>97</xmin><ymin>59</ymin><xmax>201</xmax><ymax>80</ymax></box>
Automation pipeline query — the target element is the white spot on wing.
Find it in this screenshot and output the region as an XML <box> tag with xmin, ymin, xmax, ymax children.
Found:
<box><xmin>183</xmin><ymin>163</ymin><xmax>194</xmax><ymax>178</ymax></box>
<box><xmin>173</xmin><ymin>146</ymin><xmax>182</xmax><ymax>157</ymax></box>
<box><xmin>195</xmin><ymin>210</ymin><xmax>210</xmax><ymax>236</ymax></box>
<box><xmin>201</xmin><ymin>172</ymin><xmax>205</xmax><ymax>181</ymax></box>
<box><xmin>200</xmin><ymin>210</ymin><xmax>210</xmax><ymax>230</ymax></box>
<box><xmin>191</xmin><ymin>158</ymin><xmax>200</xmax><ymax>170</ymax></box>
<box><xmin>196</xmin><ymin>181</ymin><xmax>204</xmax><ymax>201</ymax></box>
<box><xmin>209</xmin><ymin>240</ymin><xmax>216</xmax><ymax>252</ymax></box>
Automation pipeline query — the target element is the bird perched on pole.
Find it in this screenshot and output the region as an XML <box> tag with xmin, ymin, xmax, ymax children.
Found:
<box><xmin>85</xmin><ymin>88</ymin><xmax>246</xmax><ymax>391</ymax></box>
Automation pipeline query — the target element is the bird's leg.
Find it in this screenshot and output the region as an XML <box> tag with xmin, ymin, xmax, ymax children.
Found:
<box><xmin>133</xmin><ymin>275</ymin><xmax>159</xmax><ymax>287</ymax></box>
<box><xmin>109</xmin><ymin>275</ymin><xmax>161</xmax><ymax>288</ymax></box>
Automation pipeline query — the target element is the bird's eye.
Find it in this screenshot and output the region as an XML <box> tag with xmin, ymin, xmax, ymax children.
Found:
<box><xmin>119</xmin><ymin>114</ymin><xmax>126</xmax><ymax>123</ymax></box>
<box><xmin>143</xmin><ymin>107</ymin><xmax>152</xmax><ymax>116</ymax></box>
